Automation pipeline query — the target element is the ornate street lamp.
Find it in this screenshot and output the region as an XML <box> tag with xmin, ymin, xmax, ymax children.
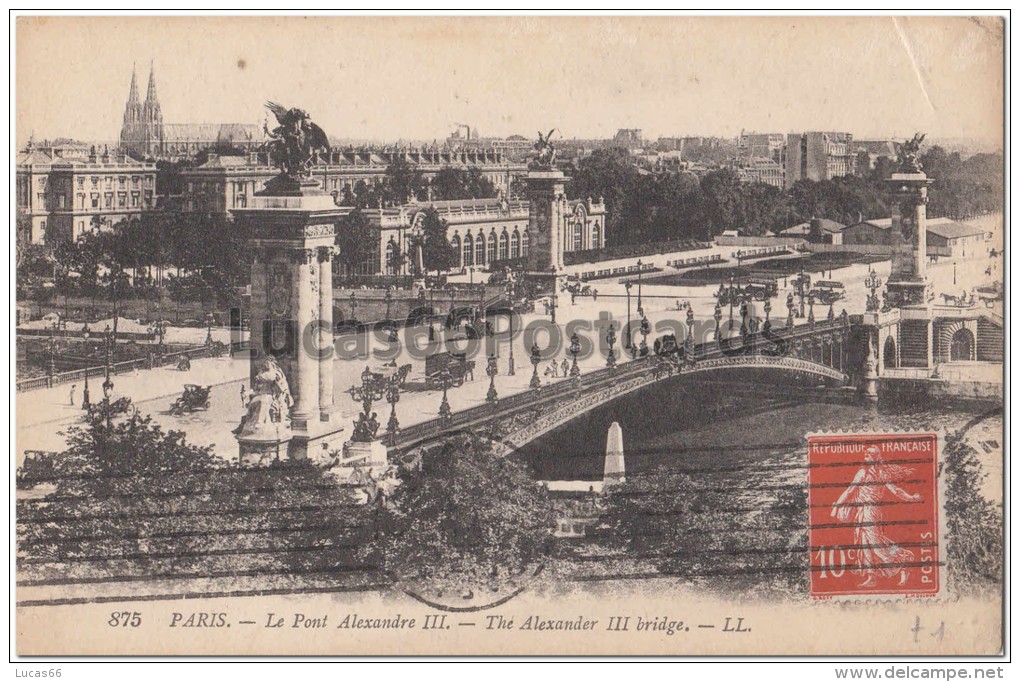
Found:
<box><xmin>739</xmin><ymin>300</ymin><xmax>750</xmax><ymax>339</ymax></box>
<box><xmin>46</xmin><ymin>336</ymin><xmax>57</xmax><ymax>378</ymax></box>
<box><xmin>864</xmin><ymin>269</ymin><xmax>882</xmax><ymax>313</ymax></box>
<box><xmin>569</xmin><ymin>332</ymin><xmax>581</xmax><ymax>377</ymax></box>
<box><xmin>624</xmin><ymin>282</ymin><xmax>633</xmax><ymax>351</ymax></box>
<box><xmin>763</xmin><ymin>297</ymin><xmax>772</xmax><ymax>334</ymax></box>
<box><xmin>486</xmin><ymin>354</ymin><xmax>499</xmax><ymax>404</ymax></box>
<box><xmin>713</xmin><ymin>302</ymin><xmax>723</xmax><ymax>341</ymax></box>
<box><xmin>437</xmin><ymin>368</ymin><xmax>453</xmax><ymax>421</ymax></box>
<box><xmin>798</xmin><ymin>270</ymin><xmax>807</xmax><ymax>318</ymax></box>
<box><xmin>81</xmin><ymin>322</ymin><xmax>91</xmax><ymax>410</ymax></box>
<box><xmin>786</xmin><ymin>293</ymin><xmax>796</xmax><ymax>330</ymax></box>
<box><xmin>102</xmin><ymin>324</ymin><xmax>114</xmax><ymax>400</ymax></box>
<box><xmin>529</xmin><ymin>342</ymin><xmax>542</xmax><ymax>389</ymax></box>
<box><xmin>385</xmin><ymin>374</ymin><xmax>401</xmax><ymax>445</ymax></box>
<box><xmin>639</xmin><ymin>315</ymin><xmax>650</xmax><ymax>358</ymax></box>
<box><xmin>728</xmin><ymin>274</ymin><xmax>736</xmax><ymax>324</ymax></box>
<box><xmin>636</xmin><ymin>259</ymin><xmax>644</xmax><ymax>315</ymax></box>
<box><xmin>549</xmin><ymin>265</ymin><xmax>557</xmax><ymax>324</ymax></box>
<box><xmin>605</xmin><ymin>323</ymin><xmax>617</xmax><ymax>370</ymax></box>
<box><xmin>205</xmin><ymin>312</ymin><xmax>214</xmax><ymax>346</ymax></box>
<box><xmin>807</xmin><ymin>294</ymin><xmax>816</xmax><ymax>327</ymax></box>
<box><xmin>348</xmin><ymin>366</ymin><xmax>386</xmax><ymax>441</ymax></box>
<box><xmin>507</xmin><ymin>308</ymin><xmax>515</xmax><ymax>376</ymax></box>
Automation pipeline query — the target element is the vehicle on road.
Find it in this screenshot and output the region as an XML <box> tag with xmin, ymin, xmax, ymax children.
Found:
<box><xmin>717</xmin><ymin>276</ymin><xmax>779</xmax><ymax>304</ymax></box>
<box><xmin>809</xmin><ymin>281</ymin><xmax>846</xmax><ymax>305</ymax></box>
<box><xmin>169</xmin><ymin>384</ymin><xmax>212</xmax><ymax>415</ymax></box>
<box><xmin>425</xmin><ymin>351</ymin><xmax>476</xmax><ymax>389</ymax></box>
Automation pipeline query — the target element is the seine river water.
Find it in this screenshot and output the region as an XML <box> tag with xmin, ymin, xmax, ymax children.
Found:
<box><xmin>518</xmin><ymin>373</ymin><xmax>998</xmax><ymax>483</ymax></box>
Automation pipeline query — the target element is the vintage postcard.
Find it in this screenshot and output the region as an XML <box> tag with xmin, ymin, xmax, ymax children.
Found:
<box><xmin>13</xmin><ymin>15</ymin><xmax>1005</xmax><ymax>657</ymax></box>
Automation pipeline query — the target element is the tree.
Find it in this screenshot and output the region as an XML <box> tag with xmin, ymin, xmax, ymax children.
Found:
<box><xmin>382</xmin><ymin>156</ymin><xmax>426</xmax><ymax>205</ymax></box>
<box><xmin>599</xmin><ymin>465</ymin><xmax>807</xmax><ymax>596</ymax></box>
<box><xmin>335</xmin><ymin>208</ymin><xmax>376</xmax><ymax>277</ymax></box>
<box><xmin>378</xmin><ymin>434</ymin><xmax>554</xmax><ymax>594</ymax></box>
<box><xmin>418</xmin><ymin>207</ymin><xmax>456</xmax><ymax>274</ymax></box>
<box><xmin>430</xmin><ymin>167</ymin><xmax>498</xmax><ymax>201</ymax></box>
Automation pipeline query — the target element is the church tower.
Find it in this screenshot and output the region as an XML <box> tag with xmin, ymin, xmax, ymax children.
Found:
<box><xmin>141</xmin><ymin>62</ymin><xmax>164</xmax><ymax>157</ymax></box>
<box><xmin>119</xmin><ymin>64</ymin><xmax>143</xmax><ymax>157</ymax></box>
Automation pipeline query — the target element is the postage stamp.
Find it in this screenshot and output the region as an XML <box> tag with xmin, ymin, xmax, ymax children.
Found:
<box><xmin>808</xmin><ymin>432</ymin><xmax>941</xmax><ymax>599</ymax></box>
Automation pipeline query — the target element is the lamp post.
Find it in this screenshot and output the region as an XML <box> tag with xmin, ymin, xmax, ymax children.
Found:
<box><xmin>864</xmin><ymin>269</ymin><xmax>882</xmax><ymax>313</ymax></box>
<box><xmin>797</xmin><ymin>270</ymin><xmax>806</xmax><ymax>318</ymax></box>
<box><xmin>46</xmin><ymin>335</ymin><xmax>56</xmax><ymax>379</ymax></box>
<box><xmin>102</xmin><ymin>324</ymin><xmax>114</xmax><ymax>428</ymax></box>
<box><xmin>953</xmin><ymin>261</ymin><xmax>957</xmax><ymax>286</ymax></box>
<box><xmin>786</xmin><ymin>293</ymin><xmax>796</xmax><ymax>330</ymax></box>
<box><xmin>529</xmin><ymin>342</ymin><xmax>542</xmax><ymax>389</ymax></box>
<box><xmin>81</xmin><ymin>322</ymin><xmax>91</xmax><ymax>410</ymax></box>
<box><xmin>486</xmin><ymin>353</ymin><xmax>499</xmax><ymax>404</ymax></box>
<box><xmin>507</xmin><ymin>307</ymin><xmax>516</xmax><ymax>376</ymax></box>
<box><xmin>437</xmin><ymin>368</ymin><xmax>453</xmax><ymax>422</ymax></box>
<box><xmin>763</xmin><ymin>298</ymin><xmax>772</xmax><ymax>334</ymax></box>
<box><xmin>605</xmin><ymin>323</ymin><xmax>617</xmax><ymax>370</ymax></box>
<box><xmin>549</xmin><ymin>265</ymin><xmax>557</xmax><ymax>324</ymax></box>
<box><xmin>384</xmin><ymin>288</ymin><xmax>393</xmax><ymax>320</ymax></box>
<box><xmin>205</xmin><ymin>312</ymin><xmax>214</xmax><ymax>346</ymax></box>
<box><xmin>349</xmin><ymin>291</ymin><xmax>357</xmax><ymax>321</ymax></box>
<box><xmin>728</xmin><ymin>274</ymin><xmax>736</xmax><ymax>325</ymax></box>
<box><xmin>807</xmin><ymin>294</ymin><xmax>816</xmax><ymax>327</ymax></box>
<box><xmin>636</xmin><ymin>259</ymin><xmax>644</xmax><ymax>315</ymax></box>
<box><xmin>624</xmin><ymin>282</ymin><xmax>633</xmax><ymax>351</ymax></box>
<box><xmin>713</xmin><ymin>302</ymin><xmax>723</xmax><ymax>341</ymax></box>
<box><xmin>385</xmin><ymin>374</ymin><xmax>401</xmax><ymax>445</ymax></box>
<box><xmin>639</xmin><ymin>315</ymin><xmax>650</xmax><ymax>358</ymax></box>
<box><xmin>569</xmin><ymin>332</ymin><xmax>581</xmax><ymax>377</ymax></box>
<box><xmin>348</xmin><ymin>365</ymin><xmax>386</xmax><ymax>441</ymax></box>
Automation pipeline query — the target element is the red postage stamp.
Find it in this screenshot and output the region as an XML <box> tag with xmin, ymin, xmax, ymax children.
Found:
<box><xmin>808</xmin><ymin>432</ymin><xmax>940</xmax><ymax>598</ymax></box>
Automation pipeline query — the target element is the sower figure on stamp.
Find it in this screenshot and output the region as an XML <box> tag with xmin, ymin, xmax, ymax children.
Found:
<box><xmin>831</xmin><ymin>445</ymin><xmax>922</xmax><ymax>588</ymax></box>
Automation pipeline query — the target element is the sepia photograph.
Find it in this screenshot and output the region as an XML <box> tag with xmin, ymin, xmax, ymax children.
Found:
<box><xmin>11</xmin><ymin>12</ymin><xmax>1006</xmax><ymax>665</ymax></box>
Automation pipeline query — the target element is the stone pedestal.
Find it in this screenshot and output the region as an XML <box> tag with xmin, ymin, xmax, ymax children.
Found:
<box><xmin>524</xmin><ymin>168</ymin><xmax>570</xmax><ymax>274</ymax></box>
<box><xmin>233</xmin><ymin>173</ymin><xmax>346</xmax><ymax>461</ymax></box>
<box><xmin>885</xmin><ymin>173</ymin><xmax>933</xmax><ymax>309</ymax></box>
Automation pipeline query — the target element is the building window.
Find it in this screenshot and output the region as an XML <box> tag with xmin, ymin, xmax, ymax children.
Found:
<box><xmin>463</xmin><ymin>233</ymin><xmax>474</xmax><ymax>266</ymax></box>
<box><xmin>118</xmin><ymin>192</ymin><xmax>126</xmax><ymax>208</ymax></box>
<box><xmin>573</xmin><ymin>222</ymin><xmax>583</xmax><ymax>251</ymax></box>
<box><xmin>76</xmin><ymin>177</ymin><xmax>84</xmax><ymax>188</ymax></box>
<box><xmin>105</xmin><ymin>177</ymin><xmax>112</xmax><ymax>188</ymax></box>
<box><xmin>91</xmin><ymin>193</ymin><xmax>100</xmax><ymax>208</ymax></box>
<box><xmin>475</xmin><ymin>234</ymin><xmax>485</xmax><ymax>265</ymax></box>
<box><xmin>498</xmin><ymin>232</ymin><xmax>509</xmax><ymax>260</ymax></box>
<box><xmin>76</xmin><ymin>193</ymin><xmax>85</xmax><ymax>210</ymax></box>
<box><xmin>131</xmin><ymin>192</ymin><xmax>139</xmax><ymax>208</ymax></box>
<box><xmin>487</xmin><ymin>233</ymin><xmax>497</xmax><ymax>263</ymax></box>
<box><xmin>105</xmin><ymin>193</ymin><xmax>113</xmax><ymax>208</ymax></box>
<box><xmin>91</xmin><ymin>176</ymin><xmax>98</xmax><ymax>187</ymax></box>
<box><xmin>118</xmin><ymin>176</ymin><xmax>126</xmax><ymax>188</ymax></box>
<box><xmin>450</xmin><ymin>235</ymin><xmax>461</xmax><ymax>267</ymax></box>
<box><xmin>521</xmin><ymin>230</ymin><xmax>530</xmax><ymax>256</ymax></box>
<box><xmin>591</xmin><ymin>220</ymin><xmax>601</xmax><ymax>248</ymax></box>
<box><xmin>510</xmin><ymin>230</ymin><xmax>520</xmax><ymax>259</ymax></box>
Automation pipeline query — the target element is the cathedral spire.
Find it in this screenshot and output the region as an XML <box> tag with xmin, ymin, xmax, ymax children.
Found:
<box><xmin>127</xmin><ymin>63</ymin><xmax>139</xmax><ymax>105</ymax></box>
<box><xmin>145</xmin><ymin>60</ymin><xmax>158</xmax><ymax>103</ymax></box>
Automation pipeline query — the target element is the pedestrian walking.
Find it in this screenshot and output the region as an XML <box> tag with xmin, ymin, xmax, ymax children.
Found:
<box><xmin>560</xmin><ymin>358</ymin><xmax>569</xmax><ymax>376</ymax></box>
<box><xmin>69</xmin><ymin>384</ymin><xmax>76</xmax><ymax>406</ymax></box>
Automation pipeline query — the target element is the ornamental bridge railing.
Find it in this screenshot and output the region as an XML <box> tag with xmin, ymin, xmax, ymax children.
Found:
<box><xmin>388</xmin><ymin>316</ymin><xmax>854</xmax><ymax>456</ymax></box>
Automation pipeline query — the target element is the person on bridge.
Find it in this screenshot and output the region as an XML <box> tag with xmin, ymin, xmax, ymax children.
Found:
<box><xmin>560</xmin><ymin>358</ymin><xmax>570</xmax><ymax>377</ymax></box>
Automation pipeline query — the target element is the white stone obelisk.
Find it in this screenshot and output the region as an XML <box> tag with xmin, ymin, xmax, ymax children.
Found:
<box><xmin>603</xmin><ymin>421</ymin><xmax>625</xmax><ymax>485</ymax></box>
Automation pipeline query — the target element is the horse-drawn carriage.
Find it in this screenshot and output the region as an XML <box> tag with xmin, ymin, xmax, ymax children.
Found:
<box><xmin>425</xmin><ymin>352</ymin><xmax>475</xmax><ymax>389</ymax></box>
<box><xmin>169</xmin><ymin>384</ymin><xmax>212</xmax><ymax>415</ymax></box>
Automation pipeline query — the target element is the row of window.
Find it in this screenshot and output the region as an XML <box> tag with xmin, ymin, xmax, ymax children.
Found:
<box><xmin>450</xmin><ymin>230</ymin><xmax>530</xmax><ymax>267</ymax></box>
<box><xmin>75</xmin><ymin>175</ymin><xmax>153</xmax><ymax>189</ymax></box>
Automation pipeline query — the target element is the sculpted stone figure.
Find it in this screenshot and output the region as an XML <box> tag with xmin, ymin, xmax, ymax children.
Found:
<box><xmin>264</xmin><ymin>101</ymin><xmax>331</xmax><ymax>177</ymax></box>
<box><xmin>898</xmin><ymin>133</ymin><xmax>926</xmax><ymax>174</ymax></box>
<box><xmin>236</xmin><ymin>356</ymin><xmax>293</xmax><ymax>439</ymax></box>
<box><xmin>531</xmin><ymin>128</ymin><xmax>558</xmax><ymax>169</ymax></box>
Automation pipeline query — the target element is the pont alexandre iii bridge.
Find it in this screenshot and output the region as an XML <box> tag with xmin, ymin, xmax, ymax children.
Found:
<box><xmin>386</xmin><ymin>315</ymin><xmax>855</xmax><ymax>461</ymax></box>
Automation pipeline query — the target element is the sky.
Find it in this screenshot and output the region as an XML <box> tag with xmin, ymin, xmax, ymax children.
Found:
<box><xmin>15</xmin><ymin>15</ymin><xmax>1004</xmax><ymax>147</ymax></box>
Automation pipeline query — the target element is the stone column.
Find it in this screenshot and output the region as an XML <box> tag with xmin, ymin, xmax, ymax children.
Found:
<box><xmin>317</xmin><ymin>246</ymin><xmax>335</xmax><ymax>421</ymax></box>
<box><xmin>290</xmin><ymin>249</ymin><xmax>319</xmax><ymax>428</ymax></box>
